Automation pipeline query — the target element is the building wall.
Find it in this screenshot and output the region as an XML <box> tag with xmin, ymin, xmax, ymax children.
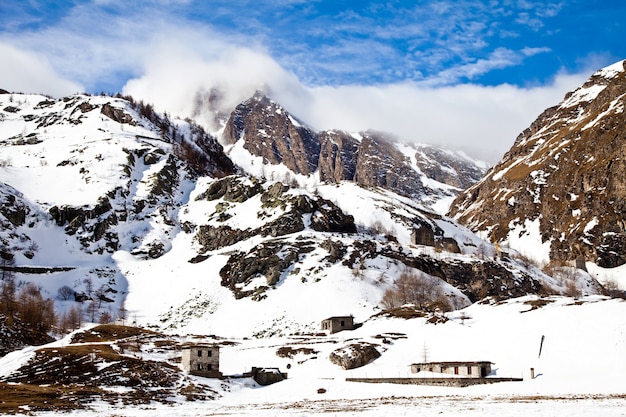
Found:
<box><xmin>410</xmin><ymin>362</ymin><xmax>491</xmax><ymax>378</ymax></box>
<box><xmin>321</xmin><ymin>316</ymin><xmax>354</xmax><ymax>334</ymax></box>
<box><xmin>182</xmin><ymin>345</ymin><xmax>220</xmax><ymax>376</ymax></box>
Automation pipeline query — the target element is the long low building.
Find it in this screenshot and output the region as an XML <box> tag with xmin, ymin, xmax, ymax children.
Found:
<box><xmin>410</xmin><ymin>361</ymin><xmax>492</xmax><ymax>378</ymax></box>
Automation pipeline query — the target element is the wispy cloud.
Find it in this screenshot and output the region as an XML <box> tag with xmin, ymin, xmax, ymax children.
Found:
<box><xmin>0</xmin><ymin>42</ymin><xmax>83</xmax><ymax>95</ymax></box>
<box><xmin>0</xmin><ymin>0</ymin><xmax>569</xmax><ymax>90</ymax></box>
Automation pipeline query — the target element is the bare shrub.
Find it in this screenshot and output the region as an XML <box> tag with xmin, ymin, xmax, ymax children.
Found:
<box><xmin>603</xmin><ymin>278</ymin><xmax>625</xmax><ymax>299</ymax></box>
<box><xmin>380</xmin><ymin>270</ymin><xmax>446</xmax><ymax>310</ymax></box>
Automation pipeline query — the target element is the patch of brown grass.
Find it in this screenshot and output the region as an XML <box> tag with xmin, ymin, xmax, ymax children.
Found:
<box><xmin>522</xmin><ymin>298</ymin><xmax>555</xmax><ymax>312</ymax></box>
<box><xmin>71</xmin><ymin>324</ymin><xmax>161</xmax><ymax>343</ymax></box>
<box><xmin>0</xmin><ymin>382</ymin><xmax>102</xmax><ymax>414</ymax></box>
<box><xmin>373</xmin><ymin>306</ymin><xmax>426</xmax><ymax>320</ymax></box>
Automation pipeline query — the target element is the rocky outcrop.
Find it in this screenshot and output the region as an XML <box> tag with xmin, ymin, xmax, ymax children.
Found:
<box><xmin>414</xmin><ymin>144</ymin><xmax>485</xmax><ymax>189</ymax></box>
<box><xmin>220</xmin><ymin>239</ymin><xmax>315</xmax><ymax>297</ymax></box>
<box><xmin>195</xmin><ymin>175</ymin><xmax>262</xmax><ymax>203</ymax></box>
<box><xmin>449</xmin><ymin>60</ymin><xmax>626</xmax><ymax>268</ymax></box>
<box><xmin>329</xmin><ymin>343</ymin><xmax>380</xmax><ymax>370</ymax></box>
<box><xmin>100</xmin><ymin>102</ymin><xmax>136</xmax><ymax>125</ymax></box>
<box><xmin>353</xmin><ymin>132</ymin><xmax>426</xmax><ymax>197</ymax></box>
<box><xmin>1</xmin><ymin>191</ymin><xmax>28</xmax><ymax>227</ymax></box>
<box><xmin>194</xmin><ymin>178</ymin><xmax>357</xmax><ymax>254</ymax></box>
<box><xmin>385</xmin><ymin>248</ymin><xmax>544</xmax><ymax>302</ymax></box>
<box><xmin>49</xmin><ymin>196</ymin><xmax>120</xmax><ymax>253</ymax></box>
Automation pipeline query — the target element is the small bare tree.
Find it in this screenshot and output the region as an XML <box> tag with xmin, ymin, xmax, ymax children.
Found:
<box><xmin>57</xmin><ymin>285</ymin><xmax>74</xmax><ymax>301</ymax></box>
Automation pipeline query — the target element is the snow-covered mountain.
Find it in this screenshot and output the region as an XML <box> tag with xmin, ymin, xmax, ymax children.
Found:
<box><xmin>449</xmin><ymin>60</ymin><xmax>626</xmax><ymax>271</ymax></box>
<box><xmin>0</xmin><ymin>89</ymin><xmax>607</xmax><ymax>346</ymax></box>
<box><xmin>221</xmin><ymin>91</ymin><xmax>487</xmax><ymax>211</ymax></box>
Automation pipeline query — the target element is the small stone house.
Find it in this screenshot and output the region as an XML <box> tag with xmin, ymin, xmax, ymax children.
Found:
<box><xmin>181</xmin><ymin>344</ymin><xmax>222</xmax><ymax>378</ymax></box>
<box><xmin>410</xmin><ymin>226</ymin><xmax>436</xmax><ymax>247</ymax></box>
<box><xmin>321</xmin><ymin>316</ymin><xmax>355</xmax><ymax>334</ymax></box>
<box><xmin>410</xmin><ymin>361</ymin><xmax>492</xmax><ymax>378</ymax></box>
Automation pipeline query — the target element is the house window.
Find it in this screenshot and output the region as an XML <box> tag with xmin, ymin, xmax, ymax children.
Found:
<box><xmin>208</xmin><ymin>350</ymin><xmax>212</xmax><ymax>357</ymax></box>
<box><xmin>440</xmin><ymin>366</ymin><xmax>445</xmax><ymax>373</ymax></box>
<box><xmin>467</xmin><ymin>366</ymin><xmax>472</xmax><ymax>375</ymax></box>
<box><xmin>429</xmin><ymin>367</ymin><xmax>433</xmax><ymax>372</ymax></box>
<box><xmin>340</xmin><ymin>320</ymin><xmax>345</xmax><ymax>327</ymax></box>
<box><xmin>207</xmin><ymin>364</ymin><xmax>212</xmax><ymax>370</ymax></box>
<box><xmin>454</xmin><ymin>366</ymin><xmax>459</xmax><ymax>375</ymax></box>
<box><xmin>197</xmin><ymin>364</ymin><xmax>203</xmax><ymax>371</ymax></box>
<box><xmin>198</xmin><ymin>350</ymin><xmax>203</xmax><ymax>357</ymax></box>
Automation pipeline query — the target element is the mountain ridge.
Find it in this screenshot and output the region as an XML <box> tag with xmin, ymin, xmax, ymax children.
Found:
<box><xmin>0</xmin><ymin>86</ymin><xmax>609</xmax><ymax>345</ymax></box>
<box><xmin>221</xmin><ymin>91</ymin><xmax>486</xmax><ymax>209</ymax></box>
<box><xmin>449</xmin><ymin>59</ymin><xmax>626</xmax><ymax>269</ymax></box>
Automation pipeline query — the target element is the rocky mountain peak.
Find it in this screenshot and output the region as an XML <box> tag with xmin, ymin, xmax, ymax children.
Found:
<box><xmin>222</xmin><ymin>93</ymin><xmax>487</xmax><ymax>205</ymax></box>
<box><xmin>449</xmin><ymin>59</ymin><xmax>626</xmax><ymax>268</ymax></box>
<box><xmin>221</xmin><ymin>92</ymin><xmax>320</xmax><ymax>175</ymax></box>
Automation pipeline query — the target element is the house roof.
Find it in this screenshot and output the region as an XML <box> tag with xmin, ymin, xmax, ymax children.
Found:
<box><xmin>322</xmin><ymin>315</ymin><xmax>353</xmax><ymax>320</ymax></box>
<box><xmin>181</xmin><ymin>344</ymin><xmax>219</xmax><ymax>349</ymax></box>
<box><xmin>410</xmin><ymin>361</ymin><xmax>492</xmax><ymax>366</ymax></box>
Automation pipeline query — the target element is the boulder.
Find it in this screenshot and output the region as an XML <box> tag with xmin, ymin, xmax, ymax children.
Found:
<box><xmin>329</xmin><ymin>342</ymin><xmax>380</xmax><ymax>370</ymax></box>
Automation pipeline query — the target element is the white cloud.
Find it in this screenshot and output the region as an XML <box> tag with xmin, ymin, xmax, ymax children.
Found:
<box><xmin>120</xmin><ymin>36</ymin><xmax>588</xmax><ymax>164</ymax></box>
<box><xmin>0</xmin><ymin>42</ymin><xmax>83</xmax><ymax>96</ymax></box>
<box><xmin>298</xmin><ymin>72</ymin><xmax>587</xmax><ymax>163</ymax></box>
<box><xmin>122</xmin><ymin>42</ymin><xmax>310</xmax><ymax>130</ymax></box>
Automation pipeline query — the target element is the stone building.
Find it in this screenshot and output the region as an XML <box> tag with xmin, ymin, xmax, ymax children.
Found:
<box><xmin>410</xmin><ymin>361</ymin><xmax>492</xmax><ymax>378</ymax></box>
<box><xmin>181</xmin><ymin>344</ymin><xmax>222</xmax><ymax>378</ymax></box>
<box><xmin>321</xmin><ymin>316</ymin><xmax>355</xmax><ymax>334</ymax></box>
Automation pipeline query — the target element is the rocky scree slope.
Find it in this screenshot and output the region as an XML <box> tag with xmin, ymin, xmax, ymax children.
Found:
<box><xmin>449</xmin><ymin>60</ymin><xmax>626</xmax><ymax>268</ymax></box>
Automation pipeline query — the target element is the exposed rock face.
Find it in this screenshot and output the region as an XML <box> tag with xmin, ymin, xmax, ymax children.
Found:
<box><xmin>222</xmin><ymin>92</ymin><xmax>320</xmax><ymax>175</ymax></box>
<box><xmin>222</xmin><ymin>93</ymin><xmax>486</xmax><ymax>201</ymax></box>
<box><xmin>194</xmin><ymin>177</ymin><xmax>357</xmax><ymax>255</ymax></box>
<box><xmin>413</xmin><ymin>144</ymin><xmax>486</xmax><ymax>189</ymax></box>
<box><xmin>317</xmin><ymin>130</ymin><xmax>360</xmax><ymax>182</ymax></box>
<box><xmin>0</xmin><ymin>187</ymin><xmax>28</xmax><ymax>228</ymax></box>
<box><xmin>329</xmin><ymin>343</ymin><xmax>380</xmax><ymax>370</ymax></box>
<box><xmin>100</xmin><ymin>102</ymin><xmax>136</xmax><ymax>125</ymax></box>
<box><xmin>449</xmin><ymin>60</ymin><xmax>626</xmax><ymax>268</ymax></box>
<box><xmin>353</xmin><ymin>132</ymin><xmax>426</xmax><ymax>197</ymax></box>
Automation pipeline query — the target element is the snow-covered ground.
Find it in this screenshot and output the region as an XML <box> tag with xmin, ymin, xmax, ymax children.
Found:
<box><xmin>2</xmin><ymin>295</ymin><xmax>625</xmax><ymax>416</ymax></box>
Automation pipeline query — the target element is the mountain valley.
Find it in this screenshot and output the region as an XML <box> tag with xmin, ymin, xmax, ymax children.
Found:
<box><xmin>0</xmin><ymin>60</ymin><xmax>625</xmax><ymax>415</ymax></box>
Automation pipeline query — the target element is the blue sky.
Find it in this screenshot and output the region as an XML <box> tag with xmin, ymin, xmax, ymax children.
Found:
<box><xmin>1</xmin><ymin>1</ymin><xmax>625</xmax><ymax>161</ymax></box>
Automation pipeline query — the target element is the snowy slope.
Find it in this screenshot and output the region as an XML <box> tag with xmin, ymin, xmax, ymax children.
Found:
<box><xmin>0</xmin><ymin>91</ymin><xmax>611</xmax><ymax>339</ymax></box>
<box><xmin>1</xmin><ymin>295</ymin><xmax>625</xmax><ymax>416</ymax></box>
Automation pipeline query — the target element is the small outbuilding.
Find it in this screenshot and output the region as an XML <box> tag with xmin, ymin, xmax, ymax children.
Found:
<box><xmin>245</xmin><ymin>367</ymin><xmax>288</xmax><ymax>386</ymax></box>
<box><xmin>410</xmin><ymin>361</ymin><xmax>492</xmax><ymax>378</ymax></box>
<box><xmin>321</xmin><ymin>316</ymin><xmax>355</xmax><ymax>334</ymax></box>
<box><xmin>181</xmin><ymin>344</ymin><xmax>222</xmax><ymax>378</ymax></box>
